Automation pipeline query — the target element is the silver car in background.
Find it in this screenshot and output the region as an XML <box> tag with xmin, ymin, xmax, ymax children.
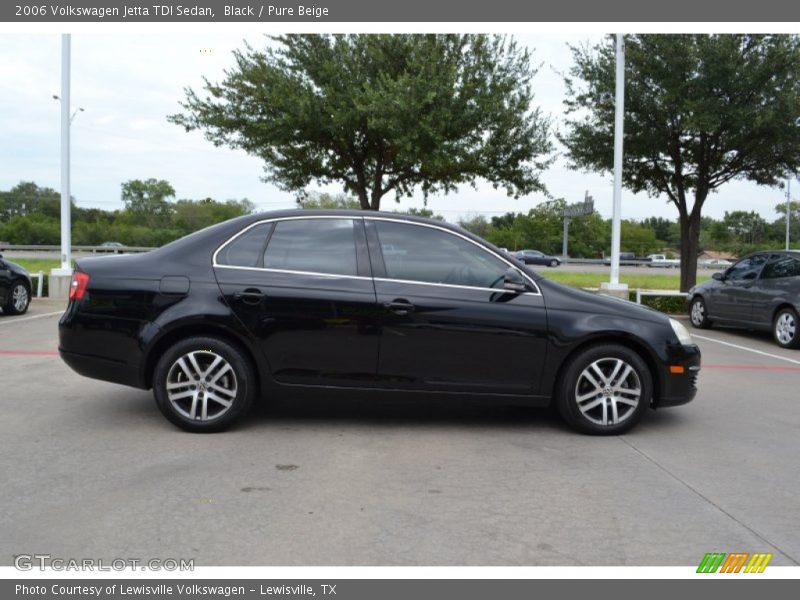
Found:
<box><xmin>687</xmin><ymin>250</ymin><xmax>800</xmax><ymax>348</ymax></box>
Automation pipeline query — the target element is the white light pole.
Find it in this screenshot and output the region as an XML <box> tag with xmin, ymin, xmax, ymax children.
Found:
<box><xmin>601</xmin><ymin>34</ymin><xmax>628</xmax><ymax>298</ymax></box>
<box><xmin>49</xmin><ymin>34</ymin><xmax>74</xmax><ymax>296</ymax></box>
<box><xmin>786</xmin><ymin>177</ymin><xmax>792</xmax><ymax>251</ymax></box>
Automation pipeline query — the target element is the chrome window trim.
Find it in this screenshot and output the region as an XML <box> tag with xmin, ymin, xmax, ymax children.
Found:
<box><xmin>212</xmin><ymin>214</ymin><xmax>542</xmax><ymax>296</ymax></box>
<box><xmin>365</xmin><ymin>216</ymin><xmax>541</xmax><ymax>296</ymax></box>
<box><xmin>213</xmin><ymin>264</ymin><xmax>372</xmax><ymax>281</ymax></box>
<box><xmin>212</xmin><ymin>215</ymin><xmax>360</xmax><ymax>276</ymax></box>
<box><xmin>373</xmin><ymin>277</ymin><xmax>540</xmax><ymax>296</ymax></box>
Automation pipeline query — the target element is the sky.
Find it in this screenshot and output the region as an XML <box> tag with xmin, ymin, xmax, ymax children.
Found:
<box><xmin>0</xmin><ymin>32</ymin><xmax>794</xmax><ymax>224</ymax></box>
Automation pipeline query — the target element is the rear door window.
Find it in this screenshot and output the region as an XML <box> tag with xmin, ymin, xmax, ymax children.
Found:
<box><xmin>263</xmin><ymin>218</ymin><xmax>359</xmax><ymax>276</ymax></box>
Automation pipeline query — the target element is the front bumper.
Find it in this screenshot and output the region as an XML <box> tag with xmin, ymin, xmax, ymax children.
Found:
<box><xmin>657</xmin><ymin>343</ymin><xmax>701</xmax><ymax>408</ymax></box>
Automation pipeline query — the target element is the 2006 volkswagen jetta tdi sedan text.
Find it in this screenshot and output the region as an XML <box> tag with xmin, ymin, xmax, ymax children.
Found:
<box><xmin>59</xmin><ymin>211</ymin><xmax>700</xmax><ymax>434</ymax></box>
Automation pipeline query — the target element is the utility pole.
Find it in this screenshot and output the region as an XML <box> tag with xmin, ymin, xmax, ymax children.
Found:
<box><xmin>601</xmin><ymin>34</ymin><xmax>628</xmax><ymax>299</ymax></box>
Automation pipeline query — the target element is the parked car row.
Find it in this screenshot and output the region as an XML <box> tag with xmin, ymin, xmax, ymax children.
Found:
<box><xmin>688</xmin><ymin>250</ymin><xmax>800</xmax><ymax>348</ymax></box>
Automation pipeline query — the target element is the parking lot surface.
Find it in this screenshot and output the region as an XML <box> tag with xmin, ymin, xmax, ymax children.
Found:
<box><xmin>1</xmin><ymin>299</ymin><xmax>798</xmax><ymax>566</ymax></box>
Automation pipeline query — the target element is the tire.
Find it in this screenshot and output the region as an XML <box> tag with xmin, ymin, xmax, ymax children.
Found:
<box><xmin>689</xmin><ymin>296</ymin><xmax>711</xmax><ymax>329</ymax></box>
<box><xmin>153</xmin><ymin>336</ymin><xmax>256</xmax><ymax>432</ymax></box>
<box><xmin>556</xmin><ymin>344</ymin><xmax>652</xmax><ymax>435</ymax></box>
<box><xmin>549</xmin><ymin>259</ymin><xmax>559</xmax><ymax>267</ymax></box>
<box><xmin>4</xmin><ymin>280</ymin><xmax>30</xmax><ymax>315</ymax></box>
<box><xmin>773</xmin><ymin>307</ymin><xmax>800</xmax><ymax>349</ymax></box>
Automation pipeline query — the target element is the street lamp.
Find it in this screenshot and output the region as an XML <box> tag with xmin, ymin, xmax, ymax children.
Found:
<box><xmin>52</xmin><ymin>95</ymin><xmax>84</xmax><ymax>123</ymax></box>
<box><xmin>49</xmin><ymin>33</ymin><xmax>75</xmax><ymax>295</ymax></box>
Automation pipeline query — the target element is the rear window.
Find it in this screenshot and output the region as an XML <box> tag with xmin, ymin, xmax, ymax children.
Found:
<box><xmin>263</xmin><ymin>218</ymin><xmax>358</xmax><ymax>276</ymax></box>
<box><xmin>216</xmin><ymin>222</ymin><xmax>273</xmax><ymax>267</ymax></box>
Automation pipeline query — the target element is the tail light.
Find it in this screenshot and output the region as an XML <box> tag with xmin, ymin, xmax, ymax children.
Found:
<box><xmin>69</xmin><ymin>271</ymin><xmax>90</xmax><ymax>301</ymax></box>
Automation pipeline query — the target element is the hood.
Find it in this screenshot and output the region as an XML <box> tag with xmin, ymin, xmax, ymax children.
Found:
<box><xmin>537</xmin><ymin>277</ymin><xmax>669</xmax><ymax>324</ymax></box>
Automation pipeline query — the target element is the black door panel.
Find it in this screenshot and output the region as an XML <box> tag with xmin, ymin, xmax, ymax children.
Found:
<box><xmin>373</xmin><ymin>280</ymin><xmax>547</xmax><ymax>392</ymax></box>
<box><xmin>216</xmin><ymin>268</ymin><xmax>379</xmax><ymax>384</ymax></box>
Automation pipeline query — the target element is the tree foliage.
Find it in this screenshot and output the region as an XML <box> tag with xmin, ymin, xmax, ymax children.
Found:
<box><xmin>169</xmin><ymin>34</ymin><xmax>553</xmax><ymax>210</ymax></box>
<box><xmin>561</xmin><ymin>34</ymin><xmax>800</xmax><ymax>290</ymax></box>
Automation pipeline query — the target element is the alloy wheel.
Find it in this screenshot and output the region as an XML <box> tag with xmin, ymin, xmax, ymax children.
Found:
<box><xmin>776</xmin><ymin>312</ymin><xmax>796</xmax><ymax>346</ymax></box>
<box><xmin>690</xmin><ymin>300</ymin><xmax>705</xmax><ymax>327</ymax></box>
<box><xmin>166</xmin><ymin>350</ymin><xmax>238</xmax><ymax>421</ymax></box>
<box><xmin>12</xmin><ymin>284</ymin><xmax>28</xmax><ymax>313</ymax></box>
<box><xmin>574</xmin><ymin>358</ymin><xmax>642</xmax><ymax>426</ymax></box>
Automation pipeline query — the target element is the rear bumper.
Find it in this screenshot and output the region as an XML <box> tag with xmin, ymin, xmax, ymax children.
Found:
<box><xmin>59</xmin><ymin>348</ymin><xmax>145</xmax><ymax>389</ymax></box>
<box><xmin>657</xmin><ymin>344</ymin><xmax>701</xmax><ymax>408</ymax></box>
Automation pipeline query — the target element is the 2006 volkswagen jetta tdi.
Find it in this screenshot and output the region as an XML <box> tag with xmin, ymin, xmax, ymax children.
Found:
<box><xmin>59</xmin><ymin>211</ymin><xmax>700</xmax><ymax>434</ymax></box>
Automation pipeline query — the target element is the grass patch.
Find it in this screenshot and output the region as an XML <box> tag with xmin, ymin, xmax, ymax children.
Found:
<box><xmin>7</xmin><ymin>258</ymin><xmax>63</xmax><ymax>274</ymax></box>
<box><xmin>539</xmin><ymin>270</ymin><xmax>710</xmax><ymax>291</ymax></box>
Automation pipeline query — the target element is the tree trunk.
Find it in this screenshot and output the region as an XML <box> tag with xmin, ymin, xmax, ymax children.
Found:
<box><xmin>679</xmin><ymin>211</ymin><xmax>702</xmax><ymax>293</ymax></box>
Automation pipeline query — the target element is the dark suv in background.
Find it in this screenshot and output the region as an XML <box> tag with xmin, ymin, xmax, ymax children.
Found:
<box><xmin>688</xmin><ymin>250</ymin><xmax>800</xmax><ymax>348</ymax></box>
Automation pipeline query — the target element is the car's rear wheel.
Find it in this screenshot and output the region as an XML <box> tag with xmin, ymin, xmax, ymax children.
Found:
<box><xmin>773</xmin><ymin>308</ymin><xmax>800</xmax><ymax>349</ymax></box>
<box><xmin>557</xmin><ymin>344</ymin><xmax>651</xmax><ymax>435</ymax></box>
<box><xmin>4</xmin><ymin>281</ymin><xmax>30</xmax><ymax>315</ymax></box>
<box><xmin>689</xmin><ymin>296</ymin><xmax>711</xmax><ymax>329</ymax></box>
<box><xmin>153</xmin><ymin>336</ymin><xmax>256</xmax><ymax>432</ymax></box>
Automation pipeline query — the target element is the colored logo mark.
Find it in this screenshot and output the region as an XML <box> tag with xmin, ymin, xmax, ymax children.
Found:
<box><xmin>697</xmin><ymin>552</ymin><xmax>773</xmax><ymax>573</ymax></box>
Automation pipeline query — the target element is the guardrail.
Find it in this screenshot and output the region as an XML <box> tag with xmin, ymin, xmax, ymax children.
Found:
<box><xmin>0</xmin><ymin>244</ymin><xmax>155</xmax><ymax>253</ymax></box>
<box><xmin>634</xmin><ymin>289</ymin><xmax>688</xmax><ymax>304</ymax></box>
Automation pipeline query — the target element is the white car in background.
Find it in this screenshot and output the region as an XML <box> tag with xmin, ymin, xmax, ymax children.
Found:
<box><xmin>701</xmin><ymin>258</ymin><xmax>733</xmax><ymax>269</ymax></box>
<box><xmin>646</xmin><ymin>254</ymin><xmax>680</xmax><ymax>268</ymax></box>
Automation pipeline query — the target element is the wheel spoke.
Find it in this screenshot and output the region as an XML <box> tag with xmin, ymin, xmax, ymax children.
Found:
<box><xmin>589</xmin><ymin>362</ymin><xmax>608</xmax><ymax>385</ymax></box>
<box><xmin>176</xmin><ymin>357</ymin><xmax>194</xmax><ymax>381</ymax></box>
<box><xmin>206</xmin><ymin>391</ymin><xmax>232</xmax><ymax>408</ymax></box>
<box><xmin>208</xmin><ymin>381</ymin><xmax>236</xmax><ymax>398</ymax></box>
<box><xmin>580</xmin><ymin>397</ymin><xmax>604</xmax><ymax>411</ymax></box>
<box><xmin>209</xmin><ymin>363</ymin><xmax>232</xmax><ymax>385</ymax></box>
<box><xmin>168</xmin><ymin>389</ymin><xmax>195</xmax><ymax>402</ymax></box>
<box><xmin>186</xmin><ymin>352</ymin><xmax>203</xmax><ymax>379</ymax></box>
<box><xmin>606</xmin><ymin>360</ymin><xmax>624</xmax><ymax>387</ymax></box>
<box><xmin>188</xmin><ymin>394</ymin><xmax>199</xmax><ymax>419</ymax></box>
<box><xmin>203</xmin><ymin>355</ymin><xmax>223</xmax><ymax>378</ymax></box>
<box><xmin>610</xmin><ymin>398</ymin><xmax>619</xmax><ymax>424</ymax></box>
<box><xmin>577</xmin><ymin>389</ymin><xmax>602</xmax><ymax>403</ymax></box>
<box><xmin>200</xmin><ymin>395</ymin><xmax>208</xmax><ymax>420</ymax></box>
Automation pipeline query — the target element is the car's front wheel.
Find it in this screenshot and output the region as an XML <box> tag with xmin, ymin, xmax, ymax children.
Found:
<box><xmin>153</xmin><ymin>336</ymin><xmax>256</xmax><ymax>432</ymax></box>
<box><xmin>4</xmin><ymin>281</ymin><xmax>30</xmax><ymax>315</ymax></box>
<box><xmin>549</xmin><ymin>259</ymin><xmax>559</xmax><ymax>267</ymax></box>
<box><xmin>556</xmin><ymin>344</ymin><xmax>651</xmax><ymax>435</ymax></box>
<box><xmin>773</xmin><ymin>308</ymin><xmax>800</xmax><ymax>349</ymax></box>
<box><xmin>689</xmin><ymin>296</ymin><xmax>711</xmax><ymax>329</ymax></box>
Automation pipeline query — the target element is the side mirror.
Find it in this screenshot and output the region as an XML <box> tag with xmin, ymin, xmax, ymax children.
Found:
<box><xmin>503</xmin><ymin>268</ymin><xmax>527</xmax><ymax>293</ymax></box>
<box><xmin>712</xmin><ymin>272</ymin><xmax>725</xmax><ymax>281</ymax></box>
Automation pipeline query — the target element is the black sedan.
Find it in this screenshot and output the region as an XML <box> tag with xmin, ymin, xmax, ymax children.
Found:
<box><xmin>688</xmin><ymin>250</ymin><xmax>800</xmax><ymax>348</ymax></box>
<box><xmin>514</xmin><ymin>249</ymin><xmax>561</xmax><ymax>267</ymax></box>
<box><xmin>59</xmin><ymin>211</ymin><xmax>700</xmax><ymax>434</ymax></box>
<box><xmin>0</xmin><ymin>254</ymin><xmax>32</xmax><ymax>315</ymax></box>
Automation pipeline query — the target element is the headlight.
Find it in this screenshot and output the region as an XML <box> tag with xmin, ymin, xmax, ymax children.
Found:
<box><xmin>669</xmin><ymin>318</ymin><xmax>693</xmax><ymax>345</ymax></box>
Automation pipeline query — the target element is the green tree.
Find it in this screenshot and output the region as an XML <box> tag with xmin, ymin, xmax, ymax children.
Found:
<box><xmin>562</xmin><ymin>34</ymin><xmax>800</xmax><ymax>291</ymax></box>
<box><xmin>0</xmin><ymin>181</ymin><xmax>65</xmax><ymax>221</ymax></box>
<box><xmin>722</xmin><ymin>210</ymin><xmax>769</xmax><ymax>246</ymax></box>
<box><xmin>120</xmin><ymin>179</ymin><xmax>176</xmax><ymax>229</ymax></box>
<box><xmin>173</xmin><ymin>197</ymin><xmax>254</xmax><ymax>233</ymax></box>
<box><xmin>399</xmin><ymin>207</ymin><xmax>444</xmax><ymax>221</ymax></box>
<box><xmin>296</xmin><ymin>192</ymin><xmax>361</xmax><ymax>210</ymax></box>
<box><xmin>458</xmin><ymin>215</ymin><xmax>491</xmax><ymax>238</ymax></box>
<box><xmin>170</xmin><ymin>34</ymin><xmax>552</xmax><ymax>211</ymax></box>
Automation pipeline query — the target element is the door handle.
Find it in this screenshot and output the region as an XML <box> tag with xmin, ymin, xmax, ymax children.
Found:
<box><xmin>383</xmin><ymin>299</ymin><xmax>415</xmax><ymax>315</ymax></box>
<box><xmin>234</xmin><ymin>288</ymin><xmax>265</xmax><ymax>305</ymax></box>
